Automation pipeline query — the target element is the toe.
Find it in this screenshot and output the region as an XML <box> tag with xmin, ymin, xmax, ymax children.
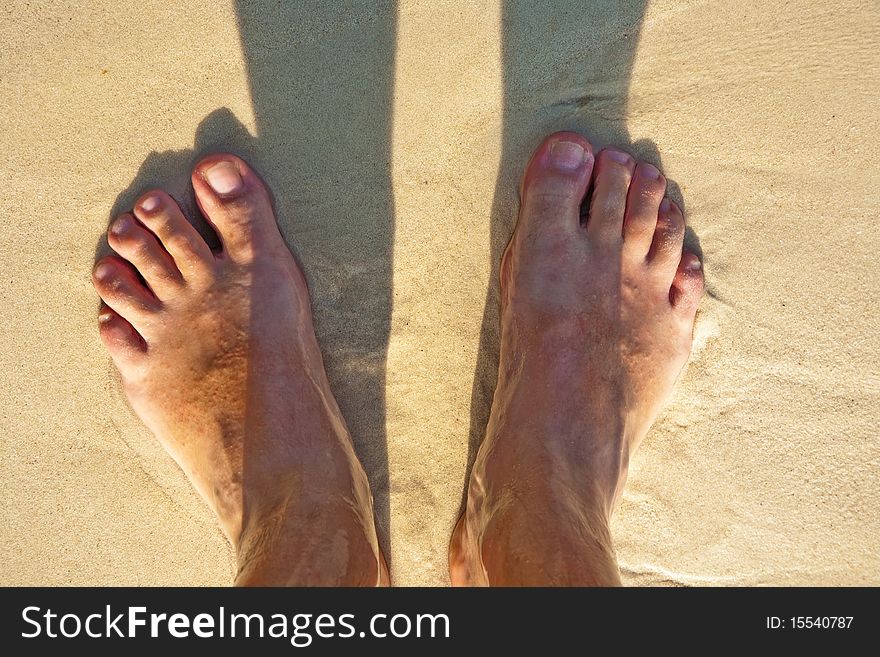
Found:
<box><xmin>586</xmin><ymin>148</ymin><xmax>636</xmax><ymax>245</ymax></box>
<box><xmin>92</xmin><ymin>256</ymin><xmax>160</xmax><ymax>332</ymax></box>
<box><xmin>623</xmin><ymin>162</ymin><xmax>666</xmax><ymax>257</ymax></box>
<box><xmin>98</xmin><ymin>304</ymin><xmax>147</xmax><ymax>363</ymax></box>
<box><xmin>648</xmin><ymin>198</ymin><xmax>686</xmax><ymax>283</ymax></box>
<box><xmin>108</xmin><ymin>212</ymin><xmax>183</xmax><ymax>297</ymax></box>
<box><xmin>133</xmin><ymin>190</ymin><xmax>215</xmax><ymax>280</ymax></box>
<box><xmin>191</xmin><ymin>154</ymin><xmax>282</xmax><ymax>262</ymax></box>
<box><xmin>670</xmin><ymin>251</ymin><xmax>704</xmax><ymax>316</ymax></box>
<box><xmin>518</xmin><ymin>131</ymin><xmax>595</xmax><ymax>237</ymax></box>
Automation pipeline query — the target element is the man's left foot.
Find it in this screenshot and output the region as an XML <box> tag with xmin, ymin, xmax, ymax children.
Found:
<box><xmin>450</xmin><ymin>132</ymin><xmax>703</xmax><ymax>585</ymax></box>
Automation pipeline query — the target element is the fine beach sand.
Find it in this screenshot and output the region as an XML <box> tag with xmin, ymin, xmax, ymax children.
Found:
<box><xmin>2</xmin><ymin>0</ymin><xmax>878</xmax><ymax>585</ymax></box>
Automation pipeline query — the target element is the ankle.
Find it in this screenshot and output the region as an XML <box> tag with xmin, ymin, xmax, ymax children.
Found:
<box><xmin>234</xmin><ymin>491</ymin><xmax>384</xmax><ymax>586</ymax></box>
<box><xmin>472</xmin><ymin>501</ymin><xmax>621</xmax><ymax>586</ymax></box>
<box><xmin>479</xmin><ymin>415</ymin><xmax>632</xmax><ymax>516</ymax></box>
<box><xmin>231</xmin><ymin>452</ymin><xmax>384</xmax><ymax>586</ymax></box>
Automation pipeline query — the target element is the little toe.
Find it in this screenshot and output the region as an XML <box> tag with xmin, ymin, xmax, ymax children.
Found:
<box><xmin>108</xmin><ymin>212</ymin><xmax>182</xmax><ymax>297</ymax></box>
<box><xmin>586</xmin><ymin>148</ymin><xmax>637</xmax><ymax>246</ymax></box>
<box><xmin>648</xmin><ymin>198</ymin><xmax>686</xmax><ymax>284</ymax></box>
<box><xmin>518</xmin><ymin>131</ymin><xmax>595</xmax><ymax>237</ymax></box>
<box><xmin>670</xmin><ymin>251</ymin><xmax>705</xmax><ymax>316</ymax></box>
<box><xmin>92</xmin><ymin>256</ymin><xmax>160</xmax><ymax>332</ymax></box>
<box><xmin>133</xmin><ymin>190</ymin><xmax>214</xmax><ymax>280</ymax></box>
<box><xmin>98</xmin><ymin>304</ymin><xmax>147</xmax><ymax>363</ymax></box>
<box><xmin>191</xmin><ymin>154</ymin><xmax>283</xmax><ymax>262</ymax></box>
<box><xmin>623</xmin><ymin>162</ymin><xmax>666</xmax><ymax>257</ymax></box>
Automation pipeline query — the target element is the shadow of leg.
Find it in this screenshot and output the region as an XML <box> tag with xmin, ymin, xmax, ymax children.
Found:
<box><xmin>463</xmin><ymin>0</ymin><xmax>652</xmax><ymax>515</ymax></box>
<box><xmin>97</xmin><ymin>4</ymin><xmax>397</xmax><ymax>573</ymax></box>
<box><xmin>233</xmin><ymin>1</ymin><xmax>397</xmax><ymax>562</ymax></box>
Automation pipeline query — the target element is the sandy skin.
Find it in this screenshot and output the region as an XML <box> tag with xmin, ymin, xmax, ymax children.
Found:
<box><xmin>93</xmin><ymin>131</ymin><xmax>701</xmax><ymax>586</ymax></box>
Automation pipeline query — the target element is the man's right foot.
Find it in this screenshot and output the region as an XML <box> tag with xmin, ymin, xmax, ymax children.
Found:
<box><xmin>93</xmin><ymin>154</ymin><xmax>387</xmax><ymax>586</ymax></box>
<box><xmin>451</xmin><ymin>132</ymin><xmax>703</xmax><ymax>586</ymax></box>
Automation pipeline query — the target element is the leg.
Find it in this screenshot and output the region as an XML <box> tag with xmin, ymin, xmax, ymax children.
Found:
<box><xmin>93</xmin><ymin>155</ymin><xmax>388</xmax><ymax>585</ymax></box>
<box><xmin>450</xmin><ymin>132</ymin><xmax>703</xmax><ymax>585</ymax></box>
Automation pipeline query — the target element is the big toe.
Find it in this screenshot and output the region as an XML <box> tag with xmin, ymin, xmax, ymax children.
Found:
<box><xmin>518</xmin><ymin>131</ymin><xmax>595</xmax><ymax>236</ymax></box>
<box><xmin>192</xmin><ymin>154</ymin><xmax>283</xmax><ymax>262</ymax></box>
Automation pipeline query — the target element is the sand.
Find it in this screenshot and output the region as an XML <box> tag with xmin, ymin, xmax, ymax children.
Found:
<box><xmin>2</xmin><ymin>0</ymin><xmax>878</xmax><ymax>586</ymax></box>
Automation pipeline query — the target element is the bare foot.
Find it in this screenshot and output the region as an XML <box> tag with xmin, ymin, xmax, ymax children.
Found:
<box><xmin>93</xmin><ymin>154</ymin><xmax>387</xmax><ymax>586</ymax></box>
<box><xmin>450</xmin><ymin>132</ymin><xmax>703</xmax><ymax>586</ymax></box>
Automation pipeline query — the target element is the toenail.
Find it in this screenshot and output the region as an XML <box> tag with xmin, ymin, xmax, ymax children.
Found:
<box><xmin>686</xmin><ymin>258</ymin><xmax>702</xmax><ymax>271</ymax></box>
<box><xmin>641</xmin><ymin>163</ymin><xmax>661</xmax><ymax>180</ymax></box>
<box><xmin>549</xmin><ymin>140</ymin><xmax>588</xmax><ymax>171</ymax></box>
<box><xmin>98</xmin><ymin>309</ymin><xmax>114</xmax><ymax>323</ymax></box>
<box><xmin>660</xmin><ymin>198</ymin><xmax>671</xmax><ymax>214</ymax></box>
<box><xmin>139</xmin><ymin>194</ymin><xmax>161</xmax><ymax>213</ymax></box>
<box><xmin>203</xmin><ymin>161</ymin><xmax>244</xmax><ymax>196</ymax></box>
<box><xmin>94</xmin><ymin>263</ymin><xmax>114</xmax><ymax>280</ymax></box>
<box><xmin>110</xmin><ymin>215</ymin><xmax>131</xmax><ymax>236</ymax></box>
<box><xmin>606</xmin><ymin>149</ymin><xmax>631</xmax><ymax>165</ymax></box>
